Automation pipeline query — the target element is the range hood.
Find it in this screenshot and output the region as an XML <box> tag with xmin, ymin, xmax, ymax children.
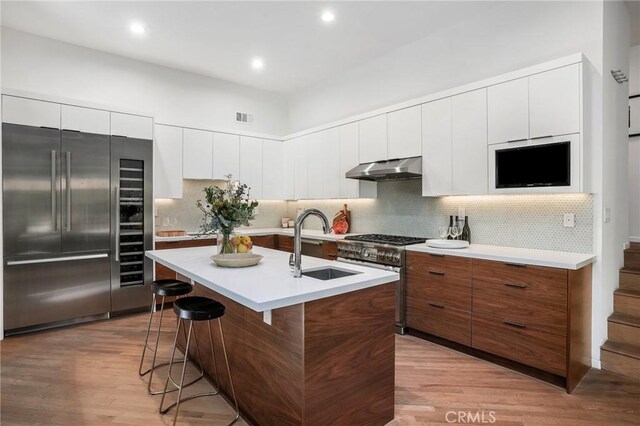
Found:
<box><xmin>345</xmin><ymin>156</ymin><xmax>422</xmax><ymax>182</ymax></box>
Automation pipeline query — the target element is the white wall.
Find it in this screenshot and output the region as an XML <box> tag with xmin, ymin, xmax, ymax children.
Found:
<box><xmin>1</xmin><ymin>28</ymin><xmax>289</xmax><ymax>137</ymax></box>
<box><xmin>592</xmin><ymin>0</ymin><xmax>630</xmax><ymax>366</ymax></box>
<box><xmin>628</xmin><ymin>45</ymin><xmax>640</xmax><ymax>239</ymax></box>
<box><xmin>288</xmin><ymin>1</ymin><xmax>605</xmax><ymax>132</ymax></box>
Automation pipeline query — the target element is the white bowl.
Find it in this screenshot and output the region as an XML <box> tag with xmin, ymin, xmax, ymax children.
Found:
<box><xmin>425</xmin><ymin>239</ymin><xmax>470</xmax><ymax>249</ymax></box>
<box><xmin>210</xmin><ymin>253</ymin><xmax>263</xmax><ymax>268</ymax></box>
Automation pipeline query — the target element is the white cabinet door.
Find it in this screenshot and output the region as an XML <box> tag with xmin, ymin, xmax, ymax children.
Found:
<box><xmin>452</xmin><ymin>89</ymin><xmax>488</xmax><ymax>195</ymax></box>
<box><xmin>308</xmin><ymin>128</ymin><xmax>340</xmax><ymax>199</ymax></box>
<box><xmin>61</xmin><ymin>105</ymin><xmax>110</xmax><ymax>135</ymax></box>
<box><xmin>422</xmin><ymin>98</ymin><xmax>453</xmax><ymax>196</ymax></box>
<box><xmin>2</xmin><ymin>95</ymin><xmax>60</xmax><ymax>128</ymax></box>
<box><xmin>359</xmin><ymin>114</ymin><xmax>387</xmax><ymax>163</ymax></box>
<box><xmin>488</xmin><ymin>78</ymin><xmax>529</xmax><ymax>144</ymax></box>
<box><xmin>111</xmin><ymin>112</ymin><xmax>153</xmax><ymax>139</ymax></box>
<box><xmin>339</xmin><ymin>122</ymin><xmax>361</xmax><ymax>198</ymax></box>
<box><xmin>239</xmin><ymin>136</ymin><xmax>263</xmax><ymax>199</ymax></box>
<box><xmin>262</xmin><ymin>140</ymin><xmax>284</xmax><ymax>200</ymax></box>
<box><xmin>283</xmin><ymin>139</ymin><xmax>296</xmax><ymax>199</ymax></box>
<box><xmin>388</xmin><ymin>105</ymin><xmax>421</xmax><ymax>159</ymax></box>
<box><xmin>294</xmin><ymin>136</ymin><xmax>309</xmax><ymax>200</ymax></box>
<box><xmin>182</xmin><ymin>128</ymin><xmax>213</xmax><ymax>179</ymax></box>
<box><xmin>529</xmin><ymin>64</ymin><xmax>580</xmax><ymax>138</ymax></box>
<box><xmin>212</xmin><ymin>133</ymin><xmax>240</xmax><ymax>180</ymax></box>
<box><xmin>154</xmin><ymin>125</ymin><xmax>183</xmax><ymax>199</ymax></box>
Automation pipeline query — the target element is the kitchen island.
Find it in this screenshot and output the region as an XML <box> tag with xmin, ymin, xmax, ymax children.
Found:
<box><xmin>146</xmin><ymin>246</ymin><xmax>399</xmax><ymax>426</ymax></box>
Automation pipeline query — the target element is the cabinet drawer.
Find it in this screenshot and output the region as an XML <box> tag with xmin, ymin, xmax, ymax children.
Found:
<box><xmin>407</xmin><ymin>297</ymin><xmax>471</xmax><ymax>346</ymax></box>
<box><xmin>473</xmin><ymin>277</ymin><xmax>566</xmax><ymax>335</ymax></box>
<box><xmin>407</xmin><ymin>272</ymin><xmax>471</xmax><ymax>311</ymax></box>
<box><xmin>473</xmin><ymin>259</ymin><xmax>567</xmax><ymax>293</ymax></box>
<box><xmin>406</xmin><ymin>251</ymin><xmax>472</xmax><ymax>277</ymax></box>
<box><xmin>251</xmin><ymin>235</ymin><xmax>275</xmax><ymax>249</ymax></box>
<box><xmin>472</xmin><ymin>314</ymin><xmax>566</xmax><ymax>376</ymax></box>
<box><xmin>276</xmin><ymin>235</ymin><xmax>294</xmax><ymax>253</ymax></box>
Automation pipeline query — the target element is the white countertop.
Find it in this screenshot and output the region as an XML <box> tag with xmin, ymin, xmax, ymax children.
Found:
<box><xmin>154</xmin><ymin>227</ymin><xmax>357</xmax><ymax>243</ymax></box>
<box><xmin>406</xmin><ymin>242</ymin><xmax>596</xmax><ymax>270</ymax></box>
<box><xmin>146</xmin><ymin>246</ymin><xmax>398</xmax><ymax>312</ymax></box>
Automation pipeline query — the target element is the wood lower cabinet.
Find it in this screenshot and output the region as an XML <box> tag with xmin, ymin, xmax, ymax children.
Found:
<box><xmin>405</xmin><ymin>251</ymin><xmax>592</xmax><ymax>393</ymax></box>
<box><xmin>276</xmin><ymin>235</ymin><xmax>294</xmax><ymax>253</ymax></box>
<box><xmin>251</xmin><ymin>234</ymin><xmax>275</xmax><ymax>249</ymax></box>
<box><xmin>154</xmin><ymin>238</ymin><xmax>217</xmax><ymax>280</ymax></box>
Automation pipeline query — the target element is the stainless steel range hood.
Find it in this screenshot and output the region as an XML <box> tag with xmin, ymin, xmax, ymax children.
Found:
<box><xmin>345</xmin><ymin>156</ymin><xmax>422</xmax><ymax>181</ymax></box>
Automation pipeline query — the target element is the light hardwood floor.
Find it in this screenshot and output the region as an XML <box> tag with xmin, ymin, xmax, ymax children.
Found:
<box><xmin>2</xmin><ymin>314</ymin><xmax>639</xmax><ymax>425</ymax></box>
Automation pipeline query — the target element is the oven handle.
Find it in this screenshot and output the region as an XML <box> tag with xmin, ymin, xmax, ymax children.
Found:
<box><xmin>336</xmin><ymin>257</ymin><xmax>401</xmax><ymax>273</ymax></box>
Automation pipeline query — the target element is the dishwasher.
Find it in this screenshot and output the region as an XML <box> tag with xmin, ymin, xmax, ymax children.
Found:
<box><xmin>301</xmin><ymin>238</ymin><xmax>324</xmax><ymax>258</ymax></box>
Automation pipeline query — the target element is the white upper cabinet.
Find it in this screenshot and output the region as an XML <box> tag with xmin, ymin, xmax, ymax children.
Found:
<box><xmin>239</xmin><ymin>136</ymin><xmax>263</xmax><ymax>199</ymax></box>
<box><xmin>529</xmin><ymin>64</ymin><xmax>580</xmax><ymax>138</ymax></box>
<box><xmin>452</xmin><ymin>89</ymin><xmax>488</xmax><ymax>196</ymax></box>
<box><xmin>422</xmin><ymin>98</ymin><xmax>453</xmax><ymax>197</ymax></box>
<box><xmin>212</xmin><ymin>133</ymin><xmax>240</xmax><ymax>180</ymax></box>
<box><xmin>182</xmin><ymin>128</ymin><xmax>213</xmax><ymax>179</ymax></box>
<box><xmin>359</xmin><ymin>114</ymin><xmax>388</xmax><ymax>163</ymax></box>
<box><xmin>282</xmin><ymin>139</ymin><xmax>296</xmax><ymax>200</ymax></box>
<box><xmin>262</xmin><ymin>140</ymin><xmax>284</xmax><ymax>200</ymax></box>
<box><xmin>61</xmin><ymin>105</ymin><xmax>110</xmax><ymax>135</ymax></box>
<box><xmin>294</xmin><ymin>136</ymin><xmax>309</xmax><ymax>200</ymax></box>
<box><xmin>339</xmin><ymin>122</ymin><xmax>362</xmax><ymax>198</ymax></box>
<box><xmin>388</xmin><ymin>105</ymin><xmax>422</xmax><ymax>159</ymax></box>
<box><xmin>308</xmin><ymin>128</ymin><xmax>340</xmax><ymax>199</ymax></box>
<box><xmin>111</xmin><ymin>112</ymin><xmax>153</xmax><ymax>140</ymax></box>
<box><xmin>2</xmin><ymin>95</ymin><xmax>60</xmax><ymax>128</ymax></box>
<box><xmin>487</xmin><ymin>78</ymin><xmax>529</xmax><ymax>144</ymax></box>
<box><xmin>154</xmin><ymin>125</ymin><xmax>183</xmax><ymax>199</ymax></box>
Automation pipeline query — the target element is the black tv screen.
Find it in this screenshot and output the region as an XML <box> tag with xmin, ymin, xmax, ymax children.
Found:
<box><xmin>495</xmin><ymin>142</ymin><xmax>570</xmax><ymax>188</ymax></box>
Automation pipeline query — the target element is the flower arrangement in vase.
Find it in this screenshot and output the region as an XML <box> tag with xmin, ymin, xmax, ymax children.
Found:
<box><xmin>196</xmin><ymin>175</ymin><xmax>259</xmax><ymax>254</ymax></box>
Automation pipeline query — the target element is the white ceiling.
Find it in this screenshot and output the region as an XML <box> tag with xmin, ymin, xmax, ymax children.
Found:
<box><xmin>0</xmin><ymin>1</ymin><xmax>491</xmax><ymax>94</ymax></box>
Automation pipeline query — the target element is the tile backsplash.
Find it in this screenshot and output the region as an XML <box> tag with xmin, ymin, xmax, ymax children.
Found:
<box><xmin>288</xmin><ymin>180</ymin><xmax>593</xmax><ymax>254</ymax></box>
<box><xmin>156</xmin><ymin>179</ymin><xmax>593</xmax><ymax>254</ymax></box>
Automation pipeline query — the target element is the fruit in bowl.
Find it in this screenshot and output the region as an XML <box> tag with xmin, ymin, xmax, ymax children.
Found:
<box><xmin>234</xmin><ymin>235</ymin><xmax>253</xmax><ymax>254</ymax></box>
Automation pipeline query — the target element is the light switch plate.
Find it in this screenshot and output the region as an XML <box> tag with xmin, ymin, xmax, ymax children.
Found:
<box><xmin>563</xmin><ymin>213</ymin><xmax>575</xmax><ymax>228</ymax></box>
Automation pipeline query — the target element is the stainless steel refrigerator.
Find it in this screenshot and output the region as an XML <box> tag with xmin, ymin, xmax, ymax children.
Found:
<box><xmin>3</xmin><ymin>123</ymin><xmax>153</xmax><ymax>335</ymax></box>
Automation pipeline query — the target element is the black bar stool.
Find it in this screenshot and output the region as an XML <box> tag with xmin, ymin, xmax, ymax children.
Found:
<box><xmin>159</xmin><ymin>296</ymin><xmax>239</xmax><ymax>426</ymax></box>
<box><xmin>139</xmin><ymin>279</ymin><xmax>204</xmax><ymax>395</ymax></box>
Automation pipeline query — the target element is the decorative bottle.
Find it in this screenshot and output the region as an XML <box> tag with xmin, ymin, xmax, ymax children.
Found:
<box><xmin>462</xmin><ymin>216</ymin><xmax>471</xmax><ymax>243</ymax></box>
<box><xmin>447</xmin><ymin>215</ymin><xmax>454</xmax><ymax>240</ymax></box>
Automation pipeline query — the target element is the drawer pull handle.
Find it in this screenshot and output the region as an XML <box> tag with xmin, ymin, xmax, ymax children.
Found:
<box><xmin>429</xmin><ymin>270</ymin><xmax>445</xmax><ymax>276</ymax></box>
<box><xmin>503</xmin><ymin>320</ymin><xmax>527</xmax><ymax>328</ymax></box>
<box><xmin>429</xmin><ymin>253</ymin><xmax>445</xmax><ymax>258</ymax></box>
<box><xmin>427</xmin><ymin>302</ymin><xmax>445</xmax><ymax>309</ymax></box>
<box><xmin>504</xmin><ymin>282</ymin><xmax>527</xmax><ymax>289</ymax></box>
<box><xmin>505</xmin><ymin>262</ymin><xmax>526</xmax><ymax>268</ymax></box>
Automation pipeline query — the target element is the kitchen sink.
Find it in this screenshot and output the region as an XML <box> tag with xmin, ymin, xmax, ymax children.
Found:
<box><xmin>301</xmin><ymin>267</ymin><xmax>361</xmax><ymax>281</ymax></box>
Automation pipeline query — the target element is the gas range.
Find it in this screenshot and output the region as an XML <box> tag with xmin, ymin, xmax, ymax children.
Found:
<box><xmin>337</xmin><ymin>234</ymin><xmax>426</xmax><ymax>268</ymax></box>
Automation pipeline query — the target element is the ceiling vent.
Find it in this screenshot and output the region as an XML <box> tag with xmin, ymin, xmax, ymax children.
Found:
<box><xmin>236</xmin><ymin>112</ymin><xmax>254</xmax><ymax>123</ymax></box>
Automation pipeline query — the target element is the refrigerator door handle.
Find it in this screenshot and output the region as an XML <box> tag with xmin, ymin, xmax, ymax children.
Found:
<box><xmin>51</xmin><ymin>150</ymin><xmax>57</xmax><ymax>231</ymax></box>
<box><xmin>7</xmin><ymin>253</ymin><xmax>109</xmax><ymax>266</ymax></box>
<box><xmin>65</xmin><ymin>151</ymin><xmax>72</xmax><ymax>231</ymax></box>
<box><xmin>115</xmin><ymin>185</ymin><xmax>120</xmax><ymax>262</ymax></box>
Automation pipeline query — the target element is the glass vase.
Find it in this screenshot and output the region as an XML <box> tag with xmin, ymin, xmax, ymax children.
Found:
<box><xmin>217</xmin><ymin>230</ymin><xmax>237</xmax><ymax>254</ymax></box>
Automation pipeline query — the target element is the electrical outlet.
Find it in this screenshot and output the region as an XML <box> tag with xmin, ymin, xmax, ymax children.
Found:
<box><xmin>563</xmin><ymin>213</ymin><xmax>575</xmax><ymax>228</ymax></box>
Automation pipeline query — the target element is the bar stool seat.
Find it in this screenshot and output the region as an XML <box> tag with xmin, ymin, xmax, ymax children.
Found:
<box><xmin>139</xmin><ymin>279</ymin><xmax>204</xmax><ymax>396</ymax></box>
<box><xmin>160</xmin><ymin>296</ymin><xmax>239</xmax><ymax>426</ymax></box>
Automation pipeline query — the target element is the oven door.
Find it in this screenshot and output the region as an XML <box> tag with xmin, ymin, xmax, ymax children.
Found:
<box><xmin>337</xmin><ymin>257</ymin><xmax>405</xmax><ymax>335</ymax></box>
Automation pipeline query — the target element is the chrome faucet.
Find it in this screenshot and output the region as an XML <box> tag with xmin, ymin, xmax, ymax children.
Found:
<box><xmin>289</xmin><ymin>209</ymin><xmax>331</xmax><ymax>277</ymax></box>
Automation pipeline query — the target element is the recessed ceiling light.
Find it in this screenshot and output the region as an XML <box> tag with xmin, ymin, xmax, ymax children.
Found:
<box><xmin>251</xmin><ymin>58</ymin><xmax>264</xmax><ymax>71</ymax></box>
<box><xmin>130</xmin><ymin>21</ymin><xmax>146</xmax><ymax>35</ymax></box>
<box><xmin>321</xmin><ymin>10</ymin><xmax>335</xmax><ymax>23</ymax></box>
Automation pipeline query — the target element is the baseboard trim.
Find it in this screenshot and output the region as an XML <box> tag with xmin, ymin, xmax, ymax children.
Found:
<box><xmin>628</xmin><ymin>236</ymin><xmax>640</xmax><ymax>243</ymax></box>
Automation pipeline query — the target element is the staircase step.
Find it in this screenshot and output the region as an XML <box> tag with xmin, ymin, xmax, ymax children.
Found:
<box><xmin>614</xmin><ymin>289</ymin><xmax>640</xmax><ymax>317</ymax></box>
<box><xmin>601</xmin><ymin>341</ymin><xmax>640</xmax><ymax>381</ymax></box>
<box><xmin>620</xmin><ymin>270</ymin><xmax>640</xmax><ymax>291</ymax></box>
<box><xmin>608</xmin><ymin>314</ymin><xmax>640</xmax><ymax>345</ymax></box>
<box><xmin>630</xmin><ymin>242</ymin><xmax>640</xmax><ymax>251</ymax></box>
<box><xmin>624</xmin><ymin>251</ymin><xmax>640</xmax><ymax>270</ymax></box>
